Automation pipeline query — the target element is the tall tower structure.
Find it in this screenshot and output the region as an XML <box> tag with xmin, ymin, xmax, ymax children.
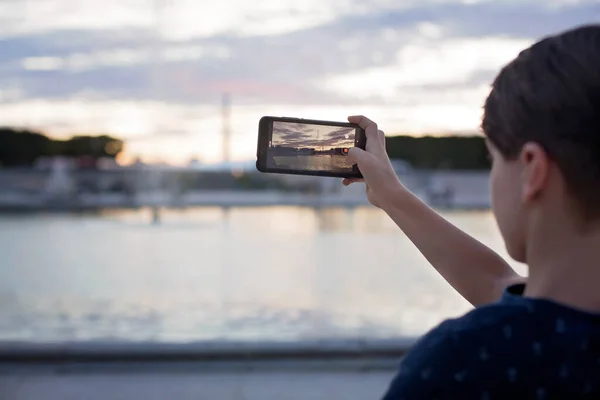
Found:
<box><xmin>222</xmin><ymin>93</ymin><xmax>231</xmax><ymax>168</ymax></box>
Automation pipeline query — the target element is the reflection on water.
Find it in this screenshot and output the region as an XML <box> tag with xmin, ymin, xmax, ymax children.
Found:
<box><xmin>0</xmin><ymin>206</ymin><xmax>520</xmax><ymax>343</ymax></box>
<box><xmin>272</xmin><ymin>154</ymin><xmax>354</xmax><ymax>172</ymax></box>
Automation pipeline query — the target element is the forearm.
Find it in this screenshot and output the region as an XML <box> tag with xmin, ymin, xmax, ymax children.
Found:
<box><xmin>381</xmin><ymin>186</ymin><xmax>524</xmax><ymax>306</ymax></box>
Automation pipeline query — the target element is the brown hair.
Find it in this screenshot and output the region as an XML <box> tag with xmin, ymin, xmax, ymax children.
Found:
<box><xmin>482</xmin><ymin>24</ymin><xmax>600</xmax><ymax>217</ymax></box>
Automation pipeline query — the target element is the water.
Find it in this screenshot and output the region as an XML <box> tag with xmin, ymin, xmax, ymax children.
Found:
<box><xmin>272</xmin><ymin>154</ymin><xmax>354</xmax><ymax>172</ymax></box>
<box><xmin>0</xmin><ymin>207</ymin><xmax>523</xmax><ymax>343</ymax></box>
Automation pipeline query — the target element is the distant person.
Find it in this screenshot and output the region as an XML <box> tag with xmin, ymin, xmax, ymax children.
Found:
<box><xmin>343</xmin><ymin>24</ymin><xmax>600</xmax><ymax>399</ymax></box>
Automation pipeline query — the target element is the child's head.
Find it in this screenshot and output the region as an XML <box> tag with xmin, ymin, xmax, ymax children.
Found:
<box><xmin>482</xmin><ymin>25</ymin><xmax>600</xmax><ymax>262</ymax></box>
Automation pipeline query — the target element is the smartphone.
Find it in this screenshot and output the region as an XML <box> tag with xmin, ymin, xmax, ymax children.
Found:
<box><xmin>256</xmin><ymin>116</ymin><xmax>366</xmax><ymax>178</ymax></box>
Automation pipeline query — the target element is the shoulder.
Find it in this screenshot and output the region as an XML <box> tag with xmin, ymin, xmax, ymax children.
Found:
<box><xmin>382</xmin><ymin>319</ymin><xmax>513</xmax><ymax>399</ymax></box>
<box><xmin>382</xmin><ymin>286</ymin><xmax>539</xmax><ymax>399</ymax></box>
<box><xmin>383</xmin><ymin>284</ymin><xmax>600</xmax><ymax>399</ymax></box>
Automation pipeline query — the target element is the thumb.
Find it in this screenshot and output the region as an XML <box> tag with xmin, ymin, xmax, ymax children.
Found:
<box><xmin>347</xmin><ymin>147</ymin><xmax>370</xmax><ymax>165</ymax></box>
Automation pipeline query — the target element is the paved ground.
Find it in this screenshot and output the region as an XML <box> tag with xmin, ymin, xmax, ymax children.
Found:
<box><xmin>0</xmin><ymin>369</ymin><xmax>395</xmax><ymax>400</ymax></box>
<box><xmin>0</xmin><ymin>340</ymin><xmax>409</xmax><ymax>399</ymax></box>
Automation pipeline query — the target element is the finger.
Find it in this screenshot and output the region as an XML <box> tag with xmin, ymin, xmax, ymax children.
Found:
<box><xmin>377</xmin><ymin>129</ymin><xmax>386</xmax><ymax>147</ymax></box>
<box><xmin>347</xmin><ymin>147</ymin><xmax>370</xmax><ymax>164</ymax></box>
<box><xmin>348</xmin><ymin>115</ymin><xmax>376</xmax><ymax>129</ymax></box>
<box><xmin>348</xmin><ymin>115</ymin><xmax>385</xmax><ymax>157</ymax></box>
<box><xmin>348</xmin><ymin>115</ymin><xmax>378</xmax><ymax>142</ymax></box>
<box><xmin>342</xmin><ymin>178</ymin><xmax>364</xmax><ymax>186</ymax></box>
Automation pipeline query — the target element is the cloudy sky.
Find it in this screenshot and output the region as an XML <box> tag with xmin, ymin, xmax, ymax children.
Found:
<box><xmin>272</xmin><ymin>122</ymin><xmax>355</xmax><ymax>149</ymax></box>
<box><xmin>0</xmin><ymin>0</ymin><xmax>598</xmax><ymax>164</ymax></box>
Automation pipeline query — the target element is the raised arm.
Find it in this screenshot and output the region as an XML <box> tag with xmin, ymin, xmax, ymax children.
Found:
<box><xmin>344</xmin><ymin>115</ymin><xmax>524</xmax><ymax>306</ymax></box>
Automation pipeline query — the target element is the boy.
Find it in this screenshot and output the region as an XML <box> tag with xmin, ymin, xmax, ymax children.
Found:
<box><xmin>344</xmin><ymin>24</ymin><xmax>600</xmax><ymax>399</ymax></box>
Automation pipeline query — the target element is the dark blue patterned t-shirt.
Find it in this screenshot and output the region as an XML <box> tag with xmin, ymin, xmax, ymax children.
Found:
<box><xmin>382</xmin><ymin>284</ymin><xmax>600</xmax><ymax>399</ymax></box>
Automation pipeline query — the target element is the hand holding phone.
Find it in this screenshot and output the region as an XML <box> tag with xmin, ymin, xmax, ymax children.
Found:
<box><xmin>341</xmin><ymin>115</ymin><xmax>405</xmax><ymax>209</ymax></box>
<box><xmin>256</xmin><ymin>116</ymin><xmax>366</xmax><ymax>178</ymax></box>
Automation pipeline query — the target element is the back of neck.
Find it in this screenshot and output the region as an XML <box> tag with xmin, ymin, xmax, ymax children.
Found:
<box><xmin>525</xmin><ymin>230</ymin><xmax>600</xmax><ymax>314</ymax></box>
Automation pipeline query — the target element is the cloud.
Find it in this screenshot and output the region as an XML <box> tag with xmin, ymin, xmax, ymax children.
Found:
<box><xmin>0</xmin><ymin>0</ymin><xmax>415</xmax><ymax>40</ymax></box>
<box><xmin>0</xmin><ymin>0</ymin><xmax>154</xmax><ymax>38</ymax></box>
<box><xmin>272</xmin><ymin>125</ymin><xmax>312</xmax><ymax>144</ymax></box>
<box><xmin>0</xmin><ymin>0</ymin><xmax>598</xmax><ymax>162</ymax></box>
<box><xmin>326</xmin><ymin>127</ymin><xmax>355</xmax><ymax>138</ymax></box>
<box><xmin>321</xmin><ymin>37</ymin><xmax>533</xmax><ymax>101</ymax></box>
<box><xmin>3</xmin><ymin>1</ymin><xmax>597</xmax><ymax>104</ymax></box>
<box><xmin>3</xmin><ymin>0</ymin><xmax>596</xmax><ymax>40</ymax></box>
<box><xmin>272</xmin><ymin>122</ymin><xmax>355</xmax><ymax>148</ymax></box>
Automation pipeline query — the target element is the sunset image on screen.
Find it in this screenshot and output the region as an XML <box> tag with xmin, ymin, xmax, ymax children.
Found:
<box><xmin>268</xmin><ymin>121</ymin><xmax>356</xmax><ymax>172</ymax></box>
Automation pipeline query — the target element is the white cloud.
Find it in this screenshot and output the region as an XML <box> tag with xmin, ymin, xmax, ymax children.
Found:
<box><xmin>1</xmin><ymin>0</ymin><xmax>594</xmax><ymax>41</ymax></box>
<box><xmin>416</xmin><ymin>22</ymin><xmax>444</xmax><ymax>39</ymax></box>
<box><xmin>6</xmin><ymin>0</ymin><xmax>579</xmax><ymax>40</ymax></box>
<box><xmin>321</xmin><ymin>37</ymin><xmax>532</xmax><ymax>100</ymax></box>
<box><xmin>158</xmin><ymin>0</ymin><xmax>349</xmax><ymax>40</ymax></box>
<box><xmin>0</xmin><ymin>88</ymin><xmax>23</xmax><ymax>102</ymax></box>
<box><xmin>0</xmin><ymin>0</ymin><xmax>356</xmax><ymax>39</ymax></box>
<box><xmin>0</xmin><ymin>0</ymin><xmax>154</xmax><ymax>37</ymax></box>
<box><xmin>21</xmin><ymin>57</ymin><xmax>64</xmax><ymax>71</ymax></box>
<box><xmin>19</xmin><ymin>44</ymin><xmax>231</xmax><ymax>72</ymax></box>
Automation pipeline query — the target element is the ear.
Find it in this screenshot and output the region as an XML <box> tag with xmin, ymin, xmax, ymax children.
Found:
<box><xmin>519</xmin><ymin>142</ymin><xmax>550</xmax><ymax>203</ymax></box>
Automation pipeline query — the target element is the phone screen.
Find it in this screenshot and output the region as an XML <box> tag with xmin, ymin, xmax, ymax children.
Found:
<box><xmin>265</xmin><ymin>120</ymin><xmax>360</xmax><ymax>175</ymax></box>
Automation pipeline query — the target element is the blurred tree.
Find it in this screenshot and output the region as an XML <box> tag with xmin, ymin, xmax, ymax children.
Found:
<box><xmin>0</xmin><ymin>128</ymin><xmax>124</xmax><ymax>167</ymax></box>
<box><xmin>386</xmin><ymin>134</ymin><xmax>491</xmax><ymax>170</ymax></box>
<box><xmin>62</xmin><ymin>135</ymin><xmax>123</xmax><ymax>158</ymax></box>
<box><xmin>0</xmin><ymin>128</ymin><xmax>54</xmax><ymax>166</ymax></box>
